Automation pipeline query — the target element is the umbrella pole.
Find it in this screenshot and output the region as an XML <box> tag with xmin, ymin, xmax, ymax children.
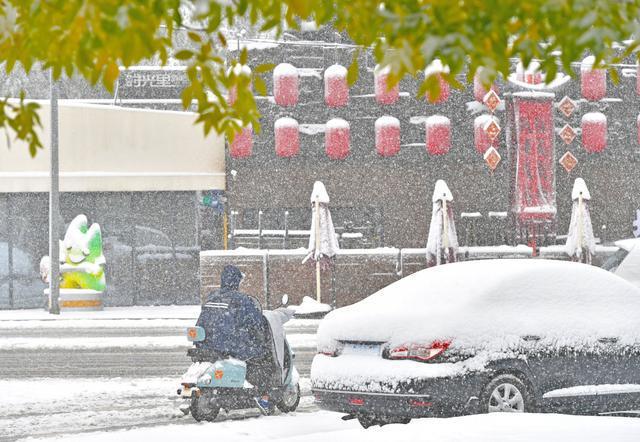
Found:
<box><xmin>578</xmin><ymin>192</ymin><xmax>583</xmax><ymax>262</ymax></box>
<box><xmin>442</xmin><ymin>199</ymin><xmax>449</xmax><ymax>264</ymax></box>
<box><xmin>315</xmin><ymin>199</ymin><xmax>321</xmax><ymax>303</ymax></box>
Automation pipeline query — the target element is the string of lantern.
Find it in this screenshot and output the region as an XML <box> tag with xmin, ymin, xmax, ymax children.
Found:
<box><xmin>230</xmin><ymin>47</ymin><xmax>631</xmax><ymax>160</ymax></box>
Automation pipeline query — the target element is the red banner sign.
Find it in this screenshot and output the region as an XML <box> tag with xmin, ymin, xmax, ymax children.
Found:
<box><xmin>512</xmin><ymin>93</ymin><xmax>556</xmax><ymax>223</ymax></box>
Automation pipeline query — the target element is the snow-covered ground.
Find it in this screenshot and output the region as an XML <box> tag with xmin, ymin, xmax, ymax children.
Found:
<box><xmin>25</xmin><ymin>410</ymin><xmax>640</xmax><ymax>442</ymax></box>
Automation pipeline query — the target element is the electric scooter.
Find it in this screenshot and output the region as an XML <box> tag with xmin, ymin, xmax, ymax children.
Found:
<box><xmin>178</xmin><ymin>295</ymin><xmax>301</xmax><ymax>422</ymax></box>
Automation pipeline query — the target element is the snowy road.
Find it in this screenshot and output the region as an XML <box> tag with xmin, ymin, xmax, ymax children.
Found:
<box><xmin>0</xmin><ymin>321</ymin><xmax>317</xmax><ymax>378</ymax></box>
<box><xmin>0</xmin><ymin>317</ymin><xmax>318</xmax><ymax>441</ymax></box>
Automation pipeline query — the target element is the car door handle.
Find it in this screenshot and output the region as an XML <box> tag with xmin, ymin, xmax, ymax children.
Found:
<box><xmin>521</xmin><ymin>335</ymin><xmax>541</xmax><ymax>342</ymax></box>
<box><xmin>598</xmin><ymin>337</ymin><xmax>618</xmax><ymax>344</ymax></box>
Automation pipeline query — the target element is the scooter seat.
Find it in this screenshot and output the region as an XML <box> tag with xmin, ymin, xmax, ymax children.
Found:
<box><xmin>187</xmin><ymin>347</ymin><xmax>228</xmax><ymax>361</ymax></box>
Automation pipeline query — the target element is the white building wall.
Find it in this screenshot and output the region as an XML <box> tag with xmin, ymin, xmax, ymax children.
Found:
<box><xmin>0</xmin><ymin>101</ymin><xmax>226</xmax><ymax>192</ymax></box>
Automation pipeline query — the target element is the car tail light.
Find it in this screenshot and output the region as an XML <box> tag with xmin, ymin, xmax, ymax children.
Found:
<box><xmin>318</xmin><ymin>350</ymin><xmax>338</xmax><ymax>357</ymax></box>
<box><xmin>388</xmin><ymin>340</ymin><xmax>451</xmax><ymax>362</ymax></box>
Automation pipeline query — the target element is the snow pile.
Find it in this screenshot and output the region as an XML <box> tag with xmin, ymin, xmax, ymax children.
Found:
<box><xmin>582</xmin><ymin>112</ymin><xmax>607</xmax><ymax>124</ymax></box>
<box><xmin>273</xmin><ymin>63</ymin><xmax>298</xmax><ymax>78</ymax></box>
<box><xmin>316</xmin><ymin>259</ymin><xmax>640</xmax><ymax>353</ymax></box>
<box><xmin>425</xmin><ymin>115</ymin><xmax>450</xmax><ymax>127</ymax></box>
<box><xmin>424</xmin><ymin>59</ymin><xmax>449</xmax><ymax>76</ymax></box>
<box><xmin>375</xmin><ymin>115</ymin><xmax>400</xmax><ymax>128</ymax></box>
<box><xmin>27</xmin><ymin>410</ymin><xmax>640</xmax><ymax>442</ymax></box>
<box><xmin>324</xmin><ymin>64</ymin><xmax>347</xmax><ymax>79</ymax></box>
<box><xmin>325</xmin><ymin>118</ymin><xmax>349</xmax><ymax>130</ymax></box>
<box><xmin>274</xmin><ymin>117</ymin><xmax>299</xmax><ymax>129</ymax></box>
<box><xmin>290</xmin><ymin>296</ymin><xmax>332</xmax><ymax>316</ymax></box>
<box><xmin>230</xmin><ymin>63</ymin><xmax>251</xmax><ymax>77</ymax></box>
<box><xmin>309</xmin><ymin>180</ymin><xmax>330</xmax><ymax>204</ymax></box>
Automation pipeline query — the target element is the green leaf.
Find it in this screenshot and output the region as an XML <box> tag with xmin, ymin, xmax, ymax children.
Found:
<box><xmin>239</xmin><ymin>47</ymin><xmax>248</xmax><ymax>66</ymax></box>
<box><xmin>104</xmin><ymin>62</ymin><xmax>120</xmax><ymax>93</ymax></box>
<box><xmin>187</xmin><ymin>31</ymin><xmax>202</xmax><ymax>43</ymax></box>
<box><xmin>181</xmin><ymin>86</ymin><xmax>194</xmax><ymax>109</ymax></box>
<box><xmin>254</xmin><ymin>63</ymin><xmax>276</xmax><ymax>74</ymax></box>
<box><xmin>174</xmin><ymin>50</ymin><xmax>194</xmax><ymax>60</ymax></box>
<box><xmin>347</xmin><ymin>53</ymin><xmax>359</xmax><ymax>86</ymax></box>
<box><xmin>254</xmin><ymin>76</ymin><xmax>267</xmax><ymax>96</ymax></box>
<box><xmin>217</xmin><ymin>32</ymin><xmax>227</xmax><ymax>48</ymax></box>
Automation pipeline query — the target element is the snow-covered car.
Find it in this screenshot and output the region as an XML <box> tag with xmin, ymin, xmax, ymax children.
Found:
<box><xmin>603</xmin><ymin>238</ymin><xmax>640</xmax><ymax>288</ymax></box>
<box><xmin>311</xmin><ymin>259</ymin><xmax>640</xmax><ymax>427</ymax></box>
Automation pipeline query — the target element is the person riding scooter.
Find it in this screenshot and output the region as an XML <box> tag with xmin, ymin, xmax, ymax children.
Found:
<box><xmin>196</xmin><ymin>265</ymin><xmax>278</xmax><ymax>414</ymax></box>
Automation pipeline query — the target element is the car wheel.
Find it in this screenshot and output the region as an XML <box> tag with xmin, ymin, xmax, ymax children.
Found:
<box><xmin>276</xmin><ymin>383</ymin><xmax>300</xmax><ymax>413</ymax></box>
<box><xmin>190</xmin><ymin>395</ymin><xmax>220</xmax><ymax>422</ymax></box>
<box><xmin>481</xmin><ymin>373</ymin><xmax>532</xmax><ymax>414</ymax></box>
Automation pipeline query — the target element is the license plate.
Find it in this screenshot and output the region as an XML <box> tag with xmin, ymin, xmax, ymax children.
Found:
<box><xmin>342</xmin><ymin>343</ymin><xmax>381</xmax><ymax>357</ymax></box>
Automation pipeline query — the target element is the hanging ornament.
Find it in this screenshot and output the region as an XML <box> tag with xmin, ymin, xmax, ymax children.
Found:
<box><xmin>559</xmin><ymin>96</ymin><xmax>577</xmax><ymax>118</ymax></box>
<box><xmin>559</xmin><ymin>151</ymin><xmax>578</xmax><ymax>173</ymax></box>
<box><xmin>483</xmin><ymin>90</ymin><xmax>501</xmax><ymax>112</ymax></box>
<box><xmin>484</xmin><ymin>146</ymin><xmax>501</xmax><ymax>171</ymax></box>
<box><xmin>559</xmin><ymin>124</ymin><xmax>577</xmax><ymax>145</ymax></box>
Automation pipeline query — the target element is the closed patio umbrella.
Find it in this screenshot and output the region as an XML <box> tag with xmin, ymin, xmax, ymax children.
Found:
<box><xmin>565</xmin><ymin>178</ymin><xmax>596</xmax><ymax>264</ymax></box>
<box><xmin>303</xmin><ymin>181</ymin><xmax>339</xmax><ymax>302</ymax></box>
<box><xmin>426</xmin><ymin>180</ymin><xmax>459</xmax><ymax>267</ymax></box>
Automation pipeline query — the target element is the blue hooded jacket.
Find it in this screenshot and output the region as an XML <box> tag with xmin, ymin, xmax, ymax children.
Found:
<box><xmin>196</xmin><ymin>265</ymin><xmax>269</xmax><ymax>360</ymax></box>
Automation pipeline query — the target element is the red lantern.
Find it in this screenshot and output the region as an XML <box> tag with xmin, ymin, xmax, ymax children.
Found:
<box><xmin>273</xmin><ymin>63</ymin><xmax>299</xmax><ymax>106</ymax></box>
<box><xmin>374</xmin><ymin>65</ymin><xmax>399</xmax><ymax>105</ymax></box>
<box><xmin>375</xmin><ymin>116</ymin><xmax>400</xmax><ymax>157</ymax></box>
<box><xmin>230</xmin><ymin>126</ymin><xmax>253</xmax><ymax>158</ymax></box>
<box><xmin>324</xmin><ymin>64</ymin><xmax>349</xmax><ymax>107</ymax></box>
<box><xmin>424</xmin><ymin>60</ymin><xmax>449</xmax><ymax>104</ymax></box>
<box><xmin>473</xmin><ymin>69</ymin><xmax>498</xmax><ymax>102</ymax></box>
<box><xmin>474</xmin><ymin>114</ymin><xmax>500</xmax><ymax>154</ymax></box>
<box><xmin>425</xmin><ymin>115</ymin><xmax>451</xmax><ymax>155</ymax></box>
<box><xmin>275</xmin><ymin>117</ymin><xmax>299</xmax><ymax>158</ymax></box>
<box><xmin>515</xmin><ymin>61</ymin><xmax>542</xmax><ymax>84</ymax></box>
<box><xmin>581</xmin><ymin>112</ymin><xmax>607</xmax><ymax>153</ymax></box>
<box><xmin>581</xmin><ymin>56</ymin><xmax>606</xmax><ymax>101</ymax></box>
<box><xmin>325</xmin><ymin>118</ymin><xmax>350</xmax><ymax>159</ymax></box>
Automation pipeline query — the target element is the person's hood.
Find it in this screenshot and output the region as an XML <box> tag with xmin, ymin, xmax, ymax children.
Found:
<box><xmin>221</xmin><ymin>265</ymin><xmax>243</xmax><ymax>290</ymax></box>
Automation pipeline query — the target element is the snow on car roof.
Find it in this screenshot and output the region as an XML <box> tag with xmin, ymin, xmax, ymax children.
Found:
<box><xmin>317</xmin><ymin>259</ymin><xmax>640</xmax><ymax>351</ymax></box>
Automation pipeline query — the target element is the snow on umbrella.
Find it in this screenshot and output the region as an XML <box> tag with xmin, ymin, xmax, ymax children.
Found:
<box><xmin>303</xmin><ymin>181</ymin><xmax>339</xmax><ymax>303</ymax></box>
<box><xmin>426</xmin><ymin>180</ymin><xmax>459</xmax><ymax>267</ymax></box>
<box><xmin>565</xmin><ymin>178</ymin><xmax>596</xmax><ymax>264</ymax></box>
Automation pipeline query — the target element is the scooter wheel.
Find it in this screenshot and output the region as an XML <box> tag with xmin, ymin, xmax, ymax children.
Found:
<box><xmin>190</xmin><ymin>395</ymin><xmax>220</xmax><ymax>422</ymax></box>
<box><xmin>276</xmin><ymin>383</ymin><xmax>301</xmax><ymax>413</ymax></box>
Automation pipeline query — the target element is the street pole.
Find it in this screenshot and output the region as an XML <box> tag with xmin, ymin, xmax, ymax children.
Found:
<box><xmin>48</xmin><ymin>70</ymin><xmax>60</xmax><ymax>315</ymax></box>
<box><xmin>315</xmin><ymin>199</ymin><xmax>321</xmax><ymax>303</ymax></box>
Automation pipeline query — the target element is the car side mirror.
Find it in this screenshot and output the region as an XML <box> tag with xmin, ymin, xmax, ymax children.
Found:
<box><xmin>281</xmin><ymin>294</ymin><xmax>289</xmax><ymax>307</ymax></box>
